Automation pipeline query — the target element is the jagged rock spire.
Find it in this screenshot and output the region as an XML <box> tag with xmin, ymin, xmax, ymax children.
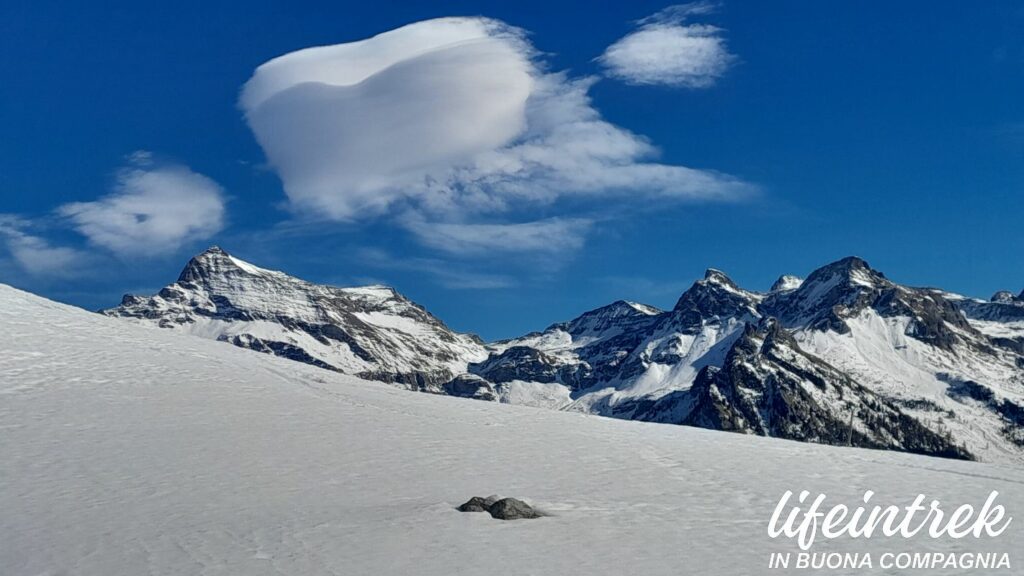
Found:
<box><xmin>673</xmin><ymin>267</ymin><xmax>757</xmax><ymax>321</ymax></box>
<box><xmin>177</xmin><ymin>246</ymin><xmax>239</xmax><ymax>284</ymax></box>
<box><xmin>702</xmin><ymin>268</ymin><xmax>738</xmax><ymax>290</ymax></box>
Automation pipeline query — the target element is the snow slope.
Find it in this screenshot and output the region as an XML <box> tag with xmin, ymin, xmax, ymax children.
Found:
<box><xmin>2</xmin><ymin>284</ymin><xmax>1023</xmax><ymax>575</ymax></box>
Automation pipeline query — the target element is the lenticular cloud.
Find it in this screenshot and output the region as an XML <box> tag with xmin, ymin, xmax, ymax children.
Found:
<box><xmin>242</xmin><ymin>18</ymin><xmax>534</xmax><ymax>220</ymax></box>
<box><xmin>241</xmin><ymin>17</ymin><xmax>750</xmax><ymax>252</ymax></box>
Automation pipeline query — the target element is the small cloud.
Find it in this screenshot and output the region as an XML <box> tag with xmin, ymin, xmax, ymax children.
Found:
<box><xmin>0</xmin><ymin>215</ymin><xmax>89</xmax><ymax>278</ymax></box>
<box><xmin>404</xmin><ymin>217</ymin><xmax>592</xmax><ymax>256</ymax></box>
<box><xmin>58</xmin><ymin>157</ymin><xmax>226</xmax><ymax>257</ymax></box>
<box><xmin>125</xmin><ymin>149</ymin><xmax>155</xmax><ymax>166</ymax></box>
<box><xmin>598</xmin><ymin>2</ymin><xmax>735</xmax><ymax>88</ymax></box>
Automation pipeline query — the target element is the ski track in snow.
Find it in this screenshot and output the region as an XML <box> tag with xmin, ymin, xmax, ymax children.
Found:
<box><xmin>1</xmin><ymin>285</ymin><xmax>1022</xmax><ymax>576</ymax></box>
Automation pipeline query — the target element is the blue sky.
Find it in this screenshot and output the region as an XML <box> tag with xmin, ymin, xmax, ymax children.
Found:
<box><xmin>1</xmin><ymin>0</ymin><xmax>1022</xmax><ymax>340</ymax></box>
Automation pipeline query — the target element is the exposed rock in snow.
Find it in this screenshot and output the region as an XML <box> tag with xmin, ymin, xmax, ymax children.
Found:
<box><xmin>956</xmin><ymin>291</ymin><xmax>1024</xmax><ymax>323</ymax></box>
<box><xmin>940</xmin><ymin>289</ymin><xmax>1024</xmax><ymax>357</ymax></box>
<box><xmin>673</xmin><ymin>268</ymin><xmax>761</xmax><ymax>325</ymax></box>
<box><xmin>471</xmin><ymin>345</ymin><xmax>592</xmax><ymax>389</ymax></box>
<box><xmin>443</xmin><ymin>373</ymin><xmax>498</xmax><ymax>401</ymax></box>
<box><xmin>488</xmin><ymin>498</ymin><xmax>541</xmax><ymax>520</ymax></box>
<box><xmin>457</xmin><ymin>496</ymin><xmax>541</xmax><ymax>520</ymax></box>
<box><xmin>456</xmin><ymin>496</ymin><xmax>491</xmax><ymax>513</ymax></box>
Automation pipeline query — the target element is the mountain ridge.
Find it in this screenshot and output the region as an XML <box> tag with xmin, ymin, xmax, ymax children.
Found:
<box><xmin>100</xmin><ymin>246</ymin><xmax>1024</xmax><ymax>463</ymax></box>
<box><xmin>105</xmin><ymin>246</ymin><xmax>488</xmax><ymax>391</ymax></box>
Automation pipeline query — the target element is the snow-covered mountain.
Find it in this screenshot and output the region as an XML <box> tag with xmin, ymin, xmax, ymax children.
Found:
<box><xmin>5</xmin><ymin>284</ymin><xmax>1021</xmax><ymax>575</ymax></box>
<box><xmin>101</xmin><ymin>248</ymin><xmax>1023</xmax><ymax>463</ymax></box>
<box><xmin>466</xmin><ymin>257</ymin><xmax>1024</xmax><ymax>462</ymax></box>
<box><xmin>477</xmin><ymin>269</ymin><xmax>760</xmax><ymax>413</ymax></box>
<box><xmin>943</xmin><ymin>288</ymin><xmax>1024</xmax><ymax>354</ymax></box>
<box><xmin>632</xmin><ymin>320</ymin><xmax>970</xmax><ymax>460</ymax></box>
<box><xmin>104</xmin><ymin>247</ymin><xmax>488</xmax><ymax>391</ymax></box>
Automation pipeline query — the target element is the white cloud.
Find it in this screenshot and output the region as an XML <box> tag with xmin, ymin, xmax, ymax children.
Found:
<box><xmin>598</xmin><ymin>2</ymin><xmax>735</xmax><ymax>88</ymax></box>
<box><xmin>0</xmin><ymin>215</ymin><xmax>88</xmax><ymax>277</ymax></box>
<box><xmin>241</xmin><ymin>17</ymin><xmax>751</xmax><ymax>254</ymax></box>
<box><xmin>59</xmin><ymin>156</ymin><xmax>226</xmax><ymax>257</ymax></box>
<box><xmin>242</xmin><ymin>18</ymin><xmax>533</xmax><ymax>221</ymax></box>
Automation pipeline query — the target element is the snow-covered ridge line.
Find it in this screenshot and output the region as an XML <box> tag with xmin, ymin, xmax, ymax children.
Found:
<box><xmin>101</xmin><ymin>247</ymin><xmax>1024</xmax><ymax>463</ymax></box>
<box><xmin>105</xmin><ymin>246</ymin><xmax>488</xmax><ymax>390</ymax></box>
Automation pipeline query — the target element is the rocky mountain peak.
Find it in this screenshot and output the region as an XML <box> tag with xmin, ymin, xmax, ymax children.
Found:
<box><xmin>673</xmin><ymin>268</ymin><xmax>758</xmax><ymax>323</ymax></box>
<box><xmin>703</xmin><ymin>268</ymin><xmax>738</xmax><ymax>289</ymax></box>
<box><xmin>552</xmin><ymin>299</ymin><xmax>662</xmax><ymax>339</ymax></box>
<box><xmin>177</xmin><ymin>245</ymin><xmax>267</xmax><ymax>285</ymax></box>
<box><xmin>763</xmin><ymin>256</ymin><xmax>979</xmax><ymax>352</ymax></box>
<box><xmin>769</xmin><ymin>275</ymin><xmax>803</xmax><ymax>293</ymax></box>
<box><xmin>992</xmin><ymin>291</ymin><xmax>1018</xmax><ymax>304</ymax></box>
<box><xmin>804</xmin><ymin>256</ymin><xmax>885</xmax><ymax>288</ymax></box>
<box><xmin>594</xmin><ymin>300</ymin><xmax>661</xmax><ymax>318</ymax></box>
<box><xmin>760</xmin><ymin>256</ymin><xmax>892</xmax><ymax>331</ymax></box>
<box><xmin>105</xmin><ymin>247</ymin><xmax>487</xmax><ymax>386</ymax></box>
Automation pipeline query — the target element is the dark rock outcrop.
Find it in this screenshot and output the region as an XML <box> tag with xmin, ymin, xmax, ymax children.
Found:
<box><xmin>456</xmin><ymin>496</ymin><xmax>541</xmax><ymax>520</ymax></box>
<box><xmin>488</xmin><ymin>498</ymin><xmax>541</xmax><ymax>520</ymax></box>
<box><xmin>457</xmin><ymin>497</ymin><xmax>490</xmax><ymax>513</ymax></box>
<box><xmin>442</xmin><ymin>374</ymin><xmax>498</xmax><ymax>401</ymax></box>
<box><xmin>470</xmin><ymin>346</ymin><xmax>590</xmax><ymax>389</ymax></box>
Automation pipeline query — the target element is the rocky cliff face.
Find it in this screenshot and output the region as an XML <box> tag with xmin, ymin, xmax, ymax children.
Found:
<box><xmin>631</xmin><ymin>320</ymin><xmax>971</xmax><ymax>459</ymax></box>
<box><xmin>760</xmin><ymin>256</ymin><xmax>977</xmax><ymax>351</ymax></box>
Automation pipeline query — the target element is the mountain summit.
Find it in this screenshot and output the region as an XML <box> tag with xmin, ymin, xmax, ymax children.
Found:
<box><xmin>106</xmin><ymin>246</ymin><xmax>487</xmax><ymax>389</ymax></box>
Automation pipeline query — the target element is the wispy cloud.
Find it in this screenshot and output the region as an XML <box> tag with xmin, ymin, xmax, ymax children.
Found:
<box><xmin>240</xmin><ymin>16</ymin><xmax>751</xmax><ymax>256</ymax></box>
<box><xmin>403</xmin><ymin>217</ymin><xmax>592</xmax><ymax>257</ymax></box>
<box><xmin>58</xmin><ymin>153</ymin><xmax>226</xmax><ymax>257</ymax></box>
<box><xmin>355</xmin><ymin>248</ymin><xmax>515</xmax><ymax>290</ymax></box>
<box><xmin>0</xmin><ymin>215</ymin><xmax>89</xmax><ymax>278</ymax></box>
<box><xmin>599</xmin><ymin>2</ymin><xmax>735</xmax><ymax>88</ymax></box>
